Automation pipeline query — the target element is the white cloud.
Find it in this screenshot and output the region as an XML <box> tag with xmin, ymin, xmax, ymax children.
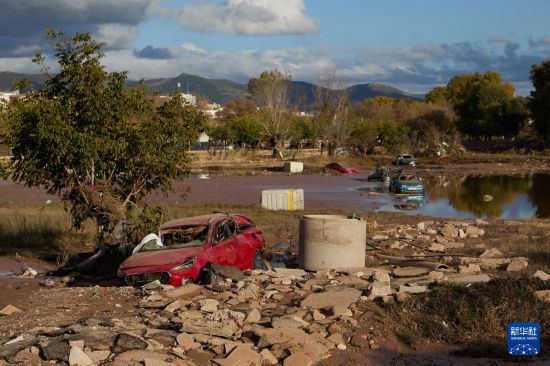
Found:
<box><xmin>162</xmin><ymin>0</ymin><xmax>319</xmax><ymax>35</ymax></box>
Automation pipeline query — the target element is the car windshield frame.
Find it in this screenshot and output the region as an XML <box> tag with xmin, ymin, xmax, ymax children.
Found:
<box><xmin>139</xmin><ymin>224</ymin><xmax>210</xmax><ymax>252</ymax></box>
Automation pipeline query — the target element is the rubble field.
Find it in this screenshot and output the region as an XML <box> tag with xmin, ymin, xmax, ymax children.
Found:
<box><xmin>0</xmin><ymin>216</ymin><xmax>549</xmax><ymax>366</ymax></box>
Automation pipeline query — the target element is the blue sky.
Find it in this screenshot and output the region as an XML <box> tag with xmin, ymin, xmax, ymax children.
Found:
<box><xmin>1</xmin><ymin>0</ymin><xmax>549</xmax><ymax>95</ymax></box>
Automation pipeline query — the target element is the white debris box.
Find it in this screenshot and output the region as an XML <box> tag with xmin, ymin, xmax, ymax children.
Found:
<box><xmin>283</xmin><ymin>161</ymin><xmax>304</xmax><ymax>173</ymax></box>
<box><xmin>261</xmin><ymin>189</ymin><xmax>304</xmax><ymax>211</ymax></box>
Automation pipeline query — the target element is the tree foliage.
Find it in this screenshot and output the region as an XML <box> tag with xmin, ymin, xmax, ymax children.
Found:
<box><xmin>6</xmin><ymin>30</ymin><xmax>206</xmax><ymax>243</ymax></box>
<box><xmin>428</xmin><ymin>72</ymin><xmax>526</xmax><ymax>139</ymax></box>
<box><xmin>313</xmin><ymin>70</ymin><xmax>350</xmax><ymax>155</ymax></box>
<box><xmin>247</xmin><ymin>70</ymin><xmax>291</xmax><ymax>152</ymax></box>
<box><xmin>529</xmin><ymin>60</ymin><xmax>550</xmax><ymax>140</ymax></box>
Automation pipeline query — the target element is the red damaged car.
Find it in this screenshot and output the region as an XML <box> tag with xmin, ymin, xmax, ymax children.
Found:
<box><xmin>118</xmin><ymin>213</ymin><xmax>265</xmax><ymax>287</ymax></box>
<box><xmin>325</xmin><ymin>162</ymin><xmax>360</xmax><ymax>174</ymax></box>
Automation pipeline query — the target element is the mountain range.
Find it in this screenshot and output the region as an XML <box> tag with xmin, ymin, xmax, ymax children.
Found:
<box><xmin>1</xmin><ymin>71</ymin><xmax>425</xmax><ymax>105</ymax></box>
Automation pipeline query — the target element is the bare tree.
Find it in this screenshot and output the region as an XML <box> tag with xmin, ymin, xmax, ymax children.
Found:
<box><xmin>313</xmin><ymin>70</ymin><xmax>350</xmax><ymax>155</ymax></box>
<box><xmin>248</xmin><ymin>70</ymin><xmax>291</xmax><ymax>157</ymax></box>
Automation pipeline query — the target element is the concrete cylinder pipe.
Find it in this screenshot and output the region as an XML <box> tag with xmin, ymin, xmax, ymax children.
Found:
<box><xmin>299</xmin><ymin>215</ymin><xmax>367</xmax><ymax>271</ymax></box>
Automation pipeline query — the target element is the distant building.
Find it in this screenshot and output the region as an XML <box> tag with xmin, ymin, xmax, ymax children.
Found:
<box><xmin>181</xmin><ymin>93</ymin><xmax>196</xmax><ymax>106</ymax></box>
<box><xmin>201</xmin><ymin>102</ymin><xmax>223</xmax><ymax>118</ymax></box>
<box><xmin>0</xmin><ymin>90</ymin><xmax>21</xmax><ymax>103</ymax></box>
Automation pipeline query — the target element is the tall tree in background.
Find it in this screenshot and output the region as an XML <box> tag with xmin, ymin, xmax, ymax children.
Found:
<box><xmin>529</xmin><ymin>60</ymin><xmax>550</xmax><ymax>140</ymax></box>
<box><xmin>313</xmin><ymin>70</ymin><xmax>350</xmax><ymax>155</ymax></box>
<box><xmin>428</xmin><ymin>71</ymin><xmax>526</xmax><ymax>139</ymax></box>
<box><xmin>7</xmin><ymin>30</ymin><xmax>206</xmax><ymax>253</ymax></box>
<box><xmin>247</xmin><ymin>70</ymin><xmax>291</xmax><ymax>156</ymax></box>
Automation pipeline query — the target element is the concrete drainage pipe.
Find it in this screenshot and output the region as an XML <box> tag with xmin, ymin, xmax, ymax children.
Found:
<box><xmin>299</xmin><ymin>215</ymin><xmax>367</xmax><ymax>271</ymax></box>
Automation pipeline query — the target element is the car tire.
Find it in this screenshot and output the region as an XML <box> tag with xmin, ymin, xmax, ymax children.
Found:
<box><xmin>253</xmin><ymin>249</ymin><xmax>270</xmax><ymax>270</ymax></box>
<box><xmin>200</xmin><ymin>264</ymin><xmax>218</xmax><ymax>285</ymax></box>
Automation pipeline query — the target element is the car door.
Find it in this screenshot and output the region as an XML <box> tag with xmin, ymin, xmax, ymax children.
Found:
<box><xmin>228</xmin><ymin>219</ymin><xmax>257</xmax><ymax>270</ymax></box>
<box><xmin>208</xmin><ymin>219</ymin><xmax>237</xmax><ymax>267</ymax></box>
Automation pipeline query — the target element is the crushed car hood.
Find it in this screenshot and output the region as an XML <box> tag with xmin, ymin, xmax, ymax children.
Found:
<box><xmin>120</xmin><ymin>246</ymin><xmax>204</xmax><ymax>270</ymax></box>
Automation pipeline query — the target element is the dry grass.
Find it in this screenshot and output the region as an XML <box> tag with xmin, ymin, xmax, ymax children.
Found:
<box><xmin>386</xmin><ymin>279</ymin><xmax>550</xmax><ymax>357</ymax></box>
<box><xmin>484</xmin><ymin>220</ymin><xmax>550</xmax><ymax>271</ymax></box>
<box><xmin>0</xmin><ymin>203</ymin><xmax>95</xmax><ymax>256</ymax></box>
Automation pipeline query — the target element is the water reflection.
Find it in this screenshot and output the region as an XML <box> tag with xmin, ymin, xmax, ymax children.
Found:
<box><xmin>379</xmin><ymin>173</ymin><xmax>550</xmax><ymax>219</ymax></box>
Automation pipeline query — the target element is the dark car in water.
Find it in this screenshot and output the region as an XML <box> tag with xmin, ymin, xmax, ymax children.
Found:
<box><xmin>389</xmin><ymin>174</ymin><xmax>425</xmax><ymax>194</ymax></box>
<box><xmin>118</xmin><ymin>213</ymin><xmax>266</xmax><ymax>287</ymax></box>
<box><xmin>391</xmin><ymin>154</ymin><xmax>417</xmax><ymax>167</ymax></box>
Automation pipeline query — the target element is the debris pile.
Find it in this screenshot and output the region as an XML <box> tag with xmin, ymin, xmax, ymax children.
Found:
<box><xmin>0</xmin><ymin>219</ymin><xmax>547</xmax><ymax>365</ymax></box>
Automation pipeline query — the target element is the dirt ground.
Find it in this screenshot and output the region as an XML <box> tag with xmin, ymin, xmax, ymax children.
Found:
<box><xmin>0</xmin><ymin>156</ymin><xmax>549</xmax><ymax>365</ymax></box>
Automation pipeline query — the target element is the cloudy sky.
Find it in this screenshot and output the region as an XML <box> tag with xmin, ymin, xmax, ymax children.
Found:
<box><xmin>1</xmin><ymin>0</ymin><xmax>549</xmax><ymax>95</ymax></box>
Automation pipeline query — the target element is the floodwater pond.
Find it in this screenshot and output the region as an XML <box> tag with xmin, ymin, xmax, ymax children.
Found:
<box><xmin>375</xmin><ymin>173</ymin><xmax>550</xmax><ymax>219</ymax></box>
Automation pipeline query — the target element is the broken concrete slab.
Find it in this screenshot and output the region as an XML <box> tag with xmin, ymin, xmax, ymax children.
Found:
<box><xmin>164</xmin><ymin>284</ymin><xmax>205</xmax><ymax>299</ymax></box>
<box><xmin>283</xmin><ymin>353</ymin><xmax>313</xmax><ymax>366</ymax></box>
<box><xmin>68</xmin><ymin>346</ymin><xmax>94</xmax><ymax>366</ymax></box>
<box><xmin>398</xmin><ymin>285</ymin><xmax>428</xmax><ymax>294</ymax></box>
<box><xmin>447</xmin><ymin>273</ymin><xmax>491</xmax><ymax>284</ymax></box>
<box><xmin>392</xmin><ymin>267</ymin><xmax>430</xmax><ymax>278</ymax></box>
<box><xmin>213</xmin><ymin>345</ymin><xmax>261</xmax><ymax>366</ymax></box>
<box><xmin>367</xmin><ymin>270</ymin><xmax>392</xmax><ymax>300</ymax></box>
<box><xmin>301</xmin><ymin>287</ymin><xmax>361</xmax><ymax>309</ymax></box>
<box><xmin>458</xmin><ymin>263</ymin><xmax>481</xmax><ymax>274</ymax></box>
<box><xmin>0</xmin><ymin>305</ymin><xmax>22</xmax><ymax>316</ymax></box>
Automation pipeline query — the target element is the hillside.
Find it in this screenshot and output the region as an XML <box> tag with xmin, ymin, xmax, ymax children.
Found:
<box><xmin>1</xmin><ymin>71</ymin><xmax>424</xmax><ymax>105</ymax></box>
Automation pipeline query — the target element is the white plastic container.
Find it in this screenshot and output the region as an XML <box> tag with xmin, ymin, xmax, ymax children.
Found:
<box><xmin>261</xmin><ymin>189</ymin><xmax>304</xmax><ymax>211</ymax></box>
<box><xmin>283</xmin><ymin>161</ymin><xmax>304</xmax><ymax>173</ymax></box>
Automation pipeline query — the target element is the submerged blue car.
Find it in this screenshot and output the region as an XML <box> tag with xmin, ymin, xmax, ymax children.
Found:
<box><xmin>389</xmin><ymin>174</ymin><xmax>425</xmax><ymax>194</ymax></box>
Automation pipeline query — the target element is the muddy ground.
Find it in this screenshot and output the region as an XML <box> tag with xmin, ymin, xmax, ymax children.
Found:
<box><xmin>0</xmin><ymin>156</ymin><xmax>549</xmax><ymax>365</ymax></box>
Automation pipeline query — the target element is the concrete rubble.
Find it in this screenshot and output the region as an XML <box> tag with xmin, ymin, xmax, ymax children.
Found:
<box><xmin>0</xmin><ymin>218</ymin><xmax>546</xmax><ymax>366</ymax></box>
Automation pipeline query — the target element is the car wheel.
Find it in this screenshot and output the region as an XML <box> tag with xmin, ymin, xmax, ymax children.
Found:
<box><xmin>253</xmin><ymin>250</ymin><xmax>270</xmax><ymax>270</ymax></box>
<box><xmin>200</xmin><ymin>264</ymin><xmax>218</xmax><ymax>285</ymax></box>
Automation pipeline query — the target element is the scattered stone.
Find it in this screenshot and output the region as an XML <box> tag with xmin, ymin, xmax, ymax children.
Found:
<box><xmin>164</xmin><ymin>284</ymin><xmax>204</xmax><ymax>299</ymax></box>
<box><xmin>245</xmin><ymin>308</ymin><xmax>261</xmax><ymax>323</ymax></box>
<box><xmin>164</xmin><ymin>300</ymin><xmax>181</xmax><ymax>313</ymax></box>
<box><xmin>0</xmin><ymin>338</ymin><xmax>37</xmax><ymax>360</ymax></box>
<box><xmin>199</xmin><ymin>299</ymin><xmax>219</xmax><ymax>313</ymax></box>
<box><xmin>367</xmin><ymin>270</ymin><xmax>392</xmax><ymax>300</ymax></box>
<box><xmin>417</xmin><ymin>222</ymin><xmax>426</xmax><ymax>231</ymax></box>
<box><xmin>534</xmin><ymin>290</ymin><xmax>550</xmax><ymax>303</ymax></box>
<box><xmin>213</xmin><ymin>345</ymin><xmax>261</xmax><ymax>366</ymax></box>
<box><xmin>284</xmin><ymin>353</ymin><xmax>312</xmax><ymax>366</ymax></box>
<box><xmin>440</xmin><ymin>224</ymin><xmax>458</xmax><ymax>238</ymax></box>
<box><xmin>68</xmin><ymin>346</ymin><xmax>93</xmax><ymax>366</ymax></box>
<box><xmin>506</xmin><ymin>258</ymin><xmax>529</xmax><ymax>272</ymax></box>
<box><xmin>458</xmin><ymin>229</ymin><xmax>467</xmax><ymax>239</ymax></box>
<box><xmin>350</xmin><ymin>333</ymin><xmax>370</xmax><ymax>348</ymax></box>
<box><xmin>483</xmin><ymin>195</ymin><xmax>493</xmax><ymax>202</ymax></box>
<box><xmin>474</xmin><ymin>219</ymin><xmax>489</xmax><ymax>225</ymax></box>
<box><xmin>272</xmin><ymin>317</ymin><xmax>303</xmax><ymax>329</ymax></box>
<box><xmin>372</xmin><ymin>235</ymin><xmax>388</xmax><ymax>240</ymax></box>
<box><xmin>533</xmin><ymin>270</ymin><xmax>550</xmax><ymax>281</ymax></box>
<box><xmin>301</xmin><ymin>288</ymin><xmax>361</xmax><ymax>309</ymax></box>
<box><xmin>398</xmin><ymin>285</ymin><xmax>427</xmax><ymax>294</ymax></box>
<box><xmin>479</xmin><ymin>248</ymin><xmax>504</xmax><ymax>258</ymax></box>
<box><xmin>112</xmin><ymin>333</ymin><xmax>148</xmax><ymax>353</ymax></box>
<box><xmin>260</xmin><ymin>349</ymin><xmax>278</xmax><ymax>365</ymax></box>
<box><xmin>87</xmin><ymin>350</ymin><xmax>111</xmax><ymax>363</ymax></box>
<box><xmin>274</xmin><ymin>268</ymin><xmax>307</xmax><ymax>279</ymax></box>
<box><xmin>428</xmin><ymin>243</ymin><xmax>446</xmax><ymax>252</ymax></box>
<box><xmin>144</xmin><ymin>359</ymin><xmax>175</xmax><ymax>366</ymax></box>
<box><xmin>447</xmin><ymin>273</ymin><xmax>491</xmax><ymax>284</ymax></box>
<box><xmin>176</xmin><ymin>334</ymin><xmax>199</xmax><ymax>351</ymax></box>
<box><xmin>465</xmin><ymin>226</ymin><xmax>485</xmax><ymax>237</ymax></box>
<box><xmin>312</xmin><ymin>309</ymin><xmax>325</xmax><ymax>321</ymax></box>
<box><xmin>22</xmin><ymin>267</ymin><xmax>38</xmax><ymax>277</ymax></box>
<box><xmin>445</xmin><ymin>241</ymin><xmax>465</xmax><ymax>249</ymax></box>
<box><xmin>392</xmin><ymin>267</ymin><xmax>429</xmax><ymax>278</ymax></box>
<box><xmin>458</xmin><ymin>264</ymin><xmax>481</xmax><ymax>274</ymax></box>
<box><xmin>0</xmin><ymin>305</ymin><xmax>22</xmax><ymax>316</ymax></box>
